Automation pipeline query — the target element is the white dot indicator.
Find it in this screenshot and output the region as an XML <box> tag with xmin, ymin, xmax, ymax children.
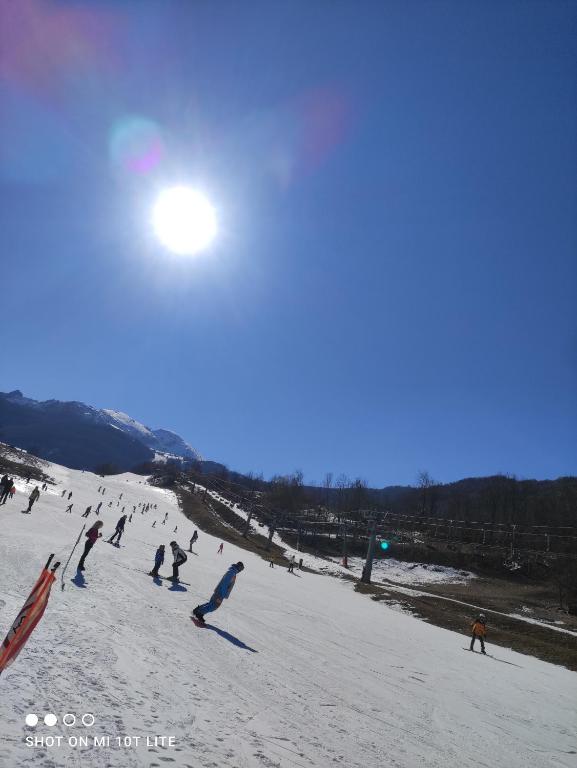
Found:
<box><xmin>82</xmin><ymin>713</ymin><xmax>95</xmax><ymax>727</ymax></box>
<box><xmin>63</xmin><ymin>714</ymin><xmax>76</xmax><ymax>727</ymax></box>
<box><xmin>25</xmin><ymin>714</ymin><xmax>38</xmax><ymax>727</ymax></box>
<box><xmin>44</xmin><ymin>713</ymin><xmax>58</xmax><ymax>727</ymax></box>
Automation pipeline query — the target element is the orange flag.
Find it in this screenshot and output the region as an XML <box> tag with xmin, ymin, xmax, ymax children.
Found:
<box><xmin>0</xmin><ymin>555</ymin><xmax>60</xmax><ymax>675</ymax></box>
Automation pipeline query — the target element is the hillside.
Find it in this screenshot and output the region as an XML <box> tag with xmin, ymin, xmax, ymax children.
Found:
<box><xmin>0</xmin><ymin>451</ymin><xmax>575</xmax><ymax>767</ymax></box>
<box><xmin>0</xmin><ymin>390</ymin><xmax>201</xmax><ymax>471</ymax></box>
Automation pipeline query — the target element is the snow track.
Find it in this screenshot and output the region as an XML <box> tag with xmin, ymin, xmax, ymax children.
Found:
<box><xmin>0</xmin><ymin>461</ymin><xmax>575</xmax><ymax>767</ymax></box>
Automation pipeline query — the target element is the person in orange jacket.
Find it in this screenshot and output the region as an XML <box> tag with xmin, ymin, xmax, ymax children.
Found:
<box><xmin>470</xmin><ymin>614</ymin><xmax>487</xmax><ymax>654</ymax></box>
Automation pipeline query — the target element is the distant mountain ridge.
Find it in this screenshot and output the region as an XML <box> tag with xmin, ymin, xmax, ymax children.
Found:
<box><xmin>0</xmin><ymin>390</ymin><xmax>202</xmax><ymax>471</ymax></box>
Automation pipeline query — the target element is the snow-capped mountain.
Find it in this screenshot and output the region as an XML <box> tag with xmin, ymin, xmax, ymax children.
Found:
<box><xmin>101</xmin><ymin>411</ymin><xmax>201</xmax><ymax>461</ymax></box>
<box><xmin>0</xmin><ymin>390</ymin><xmax>202</xmax><ymax>471</ymax></box>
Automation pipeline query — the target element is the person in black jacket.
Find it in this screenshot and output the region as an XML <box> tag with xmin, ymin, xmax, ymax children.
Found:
<box><xmin>108</xmin><ymin>515</ymin><xmax>127</xmax><ymax>545</ymax></box>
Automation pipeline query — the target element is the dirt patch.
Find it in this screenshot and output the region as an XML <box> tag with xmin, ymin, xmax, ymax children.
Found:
<box><xmin>175</xmin><ymin>484</ymin><xmax>293</xmax><ymax>566</ymax></box>
<box><xmin>0</xmin><ymin>444</ymin><xmax>52</xmax><ymax>484</ymax></box>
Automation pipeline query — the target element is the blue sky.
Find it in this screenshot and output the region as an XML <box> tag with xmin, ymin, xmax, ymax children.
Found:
<box><xmin>1</xmin><ymin>0</ymin><xmax>575</xmax><ymax>486</ymax></box>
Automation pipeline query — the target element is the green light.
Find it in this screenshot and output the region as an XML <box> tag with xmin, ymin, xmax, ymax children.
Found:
<box><xmin>380</xmin><ymin>541</ymin><xmax>389</xmax><ymax>551</ymax></box>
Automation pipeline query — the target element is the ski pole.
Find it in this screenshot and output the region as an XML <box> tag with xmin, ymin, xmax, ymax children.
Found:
<box><xmin>60</xmin><ymin>525</ymin><xmax>86</xmax><ymax>591</ymax></box>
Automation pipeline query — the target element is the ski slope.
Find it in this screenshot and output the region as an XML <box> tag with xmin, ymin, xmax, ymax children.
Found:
<box><xmin>0</xmin><ymin>459</ymin><xmax>575</xmax><ymax>768</ymax></box>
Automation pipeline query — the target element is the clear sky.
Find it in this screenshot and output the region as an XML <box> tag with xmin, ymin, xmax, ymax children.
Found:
<box><xmin>1</xmin><ymin>0</ymin><xmax>575</xmax><ymax>486</ymax></box>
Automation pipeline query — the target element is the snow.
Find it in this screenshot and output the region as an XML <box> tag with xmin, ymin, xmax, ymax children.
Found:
<box><xmin>101</xmin><ymin>409</ymin><xmax>154</xmax><ymax>438</ymax></box>
<box><xmin>330</xmin><ymin>556</ymin><xmax>475</xmax><ymax>586</ymax></box>
<box><xmin>0</xmin><ymin>457</ymin><xmax>575</xmax><ymax>768</ymax></box>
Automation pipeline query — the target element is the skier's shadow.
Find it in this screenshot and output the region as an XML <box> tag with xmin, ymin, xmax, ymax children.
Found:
<box><xmin>168</xmin><ymin>583</ymin><xmax>187</xmax><ymax>592</ymax></box>
<box><xmin>71</xmin><ymin>571</ymin><xmax>87</xmax><ymax>588</ymax></box>
<box><xmin>203</xmin><ymin>623</ymin><xmax>258</xmax><ymax>653</ymax></box>
<box><xmin>151</xmin><ymin>576</ymin><xmax>163</xmax><ymax>587</ymax></box>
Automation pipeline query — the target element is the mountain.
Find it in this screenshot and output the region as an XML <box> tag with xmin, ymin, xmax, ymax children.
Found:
<box><xmin>0</xmin><ymin>390</ymin><xmax>202</xmax><ymax>471</ymax></box>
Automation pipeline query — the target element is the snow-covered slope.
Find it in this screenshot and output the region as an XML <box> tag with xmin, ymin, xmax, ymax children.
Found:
<box><xmin>0</xmin><ymin>457</ymin><xmax>575</xmax><ymax>768</ymax></box>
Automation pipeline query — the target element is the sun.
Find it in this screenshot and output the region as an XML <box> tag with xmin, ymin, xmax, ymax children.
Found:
<box><xmin>152</xmin><ymin>186</ymin><xmax>217</xmax><ymax>255</ymax></box>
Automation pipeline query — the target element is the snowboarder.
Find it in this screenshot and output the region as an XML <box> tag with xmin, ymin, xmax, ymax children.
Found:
<box><xmin>149</xmin><ymin>544</ymin><xmax>165</xmax><ymax>577</ymax></box>
<box><xmin>78</xmin><ymin>521</ymin><xmax>103</xmax><ymax>571</ymax></box>
<box><xmin>169</xmin><ymin>541</ymin><xmax>187</xmax><ymax>582</ymax></box>
<box><xmin>217</xmin><ymin>542</ymin><xmax>224</xmax><ymax>555</ymax></box>
<box><xmin>287</xmin><ymin>555</ymin><xmax>296</xmax><ymax>574</ymax></box>
<box><xmin>81</xmin><ymin>505</ymin><xmax>92</xmax><ymax>518</ymax></box>
<box><xmin>26</xmin><ymin>486</ymin><xmax>40</xmax><ymax>513</ymax></box>
<box><xmin>469</xmin><ymin>614</ymin><xmax>487</xmax><ymax>654</ymax></box>
<box><xmin>193</xmin><ymin>562</ymin><xmax>244</xmax><ymax>624</ymax></box>
<box><xmin>65</xmin><ymin>503</ymin><xmax>73</xmax><ymax>513</ymax></box>
<box><xmin>108</xmin><ymin>514</ymin><xmax>127</xmax><ymax>545</ymax></box>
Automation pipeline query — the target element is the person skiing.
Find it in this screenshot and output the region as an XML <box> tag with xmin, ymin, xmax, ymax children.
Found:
<box><xmin>78</xmin><ymin>521</ymin><xmax>103</xmax><ymax>571</ymax></box>
<box><xmin>149</xmin><ymin>544</ymin><xmax>165</xmax><ymax>577</ymax></box>
<box><xmin>193</xmin><ymin>562</ymin><xmax>244</xmax><ymax>624</ymax></box>
<box><xmin>81</xmin><ymin>505</ymin><xmax>92</xmax><ymax>518</ymax></box>
<box><xmin>61</xmin><ymin>489</ymin><xmax>67</xmax><ymax>497</ymax></box>
<box><xmin>189</xmin><ymin>530</ymin><xmax>198</xmax><ymax>551</ymax></box>
<box><xmin>169</xmin><ymin>541</ymin><xmax>187</xmax><ymax>582</ymax></box>
<box><xmin>65</xmin><ymin>503</ymin><xmax>73</xmax><ymax>513</ymax></box>
<box><xmin>9</xmin><ymin>484</ymin><xmax>15</xmax><ymax>499</ymax></box>
<box><xmin>95</xmin><ymin>502</ymin><xmax>102</xmax><ymax>515</ymax></box>
<box><xmin>287</xmin><ymin>555</ymin><xmax>296</xmax><ymax>574</ymax></box>
<box><xmin>469</xmin><ymin>614</ymin><xmax>487</xmax><ymax>654</ymax></box>
<box><xmin>25</xmin><ymin>486</ymin><xmax>40</xmax><ymax>513</ymax></box>
<box><xmin>108</xmin><ymin>514</ymin><xmax>127</xmax><ymax>545</ymax></box>
<box><xmin>217</xmin><ymin>542</ymin><xmax>224</xmax><ymax>555</ymax></box>
<box><xmin>162</xmin><ymin>512</ymin><xmax>168</xmax><ymax>526</ymax></box>
<box><xmin>0</xmin><ymin>477</ymin><xmax>13</xmax><ymax>505</ymax></box>
<box><xmin>68</xmin><ymin>491</ymin><xmax>73</xmax><ymax>500</ymax></box>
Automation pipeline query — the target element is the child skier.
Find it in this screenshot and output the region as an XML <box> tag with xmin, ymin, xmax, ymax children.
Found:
<box><xmin>469</xmin><ymin>614</ymin><xmax>487</xmax><ymax>654</ymax></box>
<box><xmin>149</xmin><ymin>545</ymin><xmax>165</xmax><ymax>577</ymax></box>
<box><xmin>193</xmin><ymin>562</ymin><xmax>244</xmax><ymax>624</ymax></box>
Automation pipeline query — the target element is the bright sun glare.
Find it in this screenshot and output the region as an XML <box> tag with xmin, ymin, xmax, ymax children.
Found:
<box><xmin>152</xmin><ymin>186</ymin><xmax>217</xmax><ymax>255</ymax></box>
